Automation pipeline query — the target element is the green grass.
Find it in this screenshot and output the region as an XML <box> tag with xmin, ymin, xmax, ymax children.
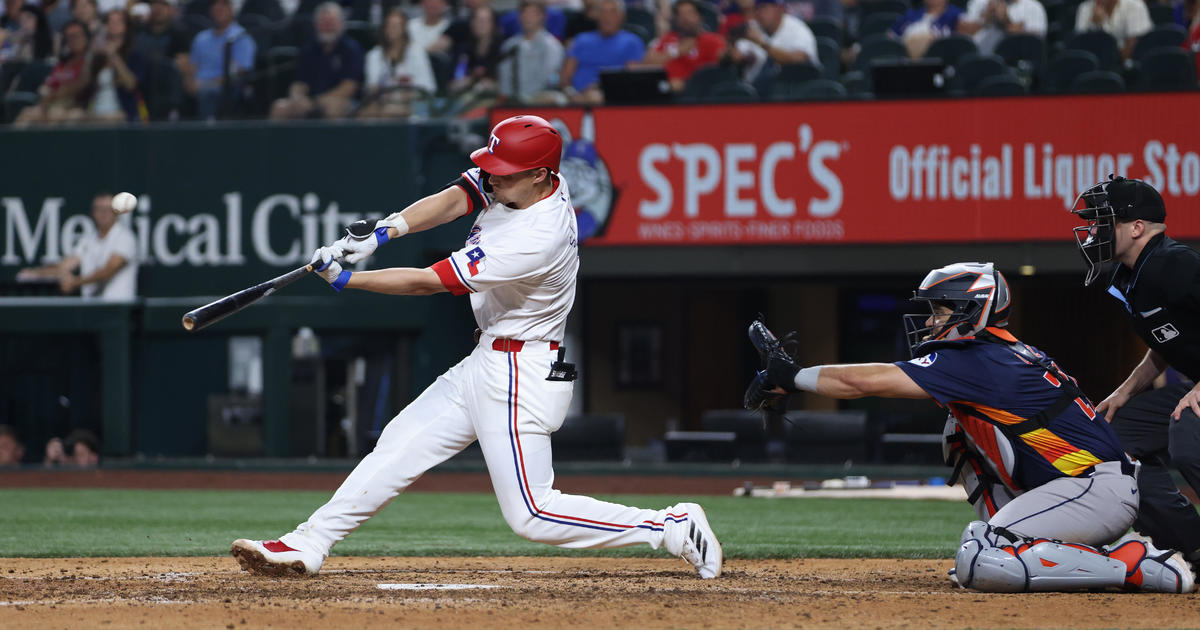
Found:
<box><xmin>0</xmin><ymin>489</ymin><xmax>975</xmax><ymax>559</ymax></box>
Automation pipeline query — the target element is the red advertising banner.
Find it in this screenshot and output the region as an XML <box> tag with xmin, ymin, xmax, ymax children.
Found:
<box><xmin>491</xmin><ymin>95</ymin><xmax>1200</xmax><ymax>246</ymax></box>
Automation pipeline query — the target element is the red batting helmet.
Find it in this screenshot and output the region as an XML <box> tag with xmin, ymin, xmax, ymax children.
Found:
<box><xmin>470</xmin><ymin>115</ymin><xmax>562</xmax><ymax>176</ymax></box>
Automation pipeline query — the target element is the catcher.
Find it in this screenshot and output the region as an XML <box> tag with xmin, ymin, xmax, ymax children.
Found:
<box><xmin>744</xmin><ymin>261</ymin><xmax>1195</xmax><ymax>593</ymax></box>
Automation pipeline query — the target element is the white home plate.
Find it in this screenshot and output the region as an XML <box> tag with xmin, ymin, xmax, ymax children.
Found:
<box><xmin>378</xmin><ymin>584</ymin><xmax>500</xmax><ymax>591</ymax></box>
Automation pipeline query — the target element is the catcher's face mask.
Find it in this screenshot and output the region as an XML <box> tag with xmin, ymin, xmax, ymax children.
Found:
<box><xmin>903</xmin><ymin>301</ymin><xmax>973</xmax><ymax>357</ymax></box>
<box><xmin>1071</xmin><ymin>181</ymin><xmax>1116</xmax><ymax>287</ymax></box>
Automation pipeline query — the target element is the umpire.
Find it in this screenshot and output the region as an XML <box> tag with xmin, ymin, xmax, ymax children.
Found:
<box><xmin>1071</xmin><ymin>175</ymin><xmax>1200</xmax><ymax>572</ymax></box>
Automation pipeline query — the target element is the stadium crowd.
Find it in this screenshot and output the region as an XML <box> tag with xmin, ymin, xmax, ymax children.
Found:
<box><xmin>0</xmin><ymin>0</ymin><xmax>1195</xmax><ymax>123</ymax></box>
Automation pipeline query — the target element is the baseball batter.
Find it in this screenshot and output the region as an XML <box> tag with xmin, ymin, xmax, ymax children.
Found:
<box><xmin>231</xmin><ymin>115</ymin><xmax>722</xmax><ymax>579</ymax></box>
<box><xmin>746</xmin><ymin>262</ymin><xmax>1195</xmax><ymax>593</ymax></box>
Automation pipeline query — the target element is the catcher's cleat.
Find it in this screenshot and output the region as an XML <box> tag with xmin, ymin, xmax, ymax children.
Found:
<box><xmin>231</xmin><ymin>539</ymin><xmax>324</xmax><ymax>577</ymax></box>
<box><xmin>664</xmin><ymin>503</ymin><xmax>723</xmax><ymax>579</ymax></box>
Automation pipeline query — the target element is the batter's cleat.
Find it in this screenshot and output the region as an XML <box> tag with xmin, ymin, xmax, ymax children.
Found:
<box><xmin>664</xmin><ymin>503</ymin><xmax>723</xmax><ymax>579</ymax></box>
<box><xmin>231</xmin><ymin>539</ymin><xmax>324</xmax><ymax>577</ymax></box>
<box><xmin>1107</xmin><ymin>535</ymin><xmax>1197</xmax><ymax>594</ymax></box>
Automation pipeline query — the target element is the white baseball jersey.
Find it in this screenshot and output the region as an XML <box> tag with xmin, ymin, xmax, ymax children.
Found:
<box><xmin>431</xmin><ymin>167</ymin><xmax>579</xmax><ymax>342</ymax></box>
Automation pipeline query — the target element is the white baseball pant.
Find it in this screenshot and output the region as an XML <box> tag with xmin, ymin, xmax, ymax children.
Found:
<box><xmin>281</xmin><ymin>335</ymin><xmax>680</xmax><ymax>555</ymax></box>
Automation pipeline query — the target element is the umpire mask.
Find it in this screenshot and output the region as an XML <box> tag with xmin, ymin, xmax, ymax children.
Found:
<box><xmin>1070</xmin><ymin>180</ymin><xmax>1117</xmax><ymax>287</ymax></box>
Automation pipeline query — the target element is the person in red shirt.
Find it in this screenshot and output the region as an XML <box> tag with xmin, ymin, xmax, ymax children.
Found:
<box><xmin>14</xmin><ymin>19</ymin><xmax>92</xmax><ymax>126</ymax></box>
<box><xmin>643</xmin><ymin>0</ymin><xmax>727</xmax><ymax>91</ymax></box>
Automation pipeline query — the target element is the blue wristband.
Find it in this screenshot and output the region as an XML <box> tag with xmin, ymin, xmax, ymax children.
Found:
<box><xmin>374</xmin><ymin>226</ymin><xmax>391</xmax><ymax>245</ymax></box>
<box><xmin>331</xmin><ymin>270</ymin><xmax>352</xmax><ymax>292</ymax></box>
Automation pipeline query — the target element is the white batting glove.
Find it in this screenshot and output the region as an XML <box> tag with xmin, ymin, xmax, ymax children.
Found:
<box><xmin>310</xmin><ymin>245</ymin><xmax>351</xmax><ymax>292</ymax></box>
<box><xmin>341</xmin><ymin>215</ymin><xmax>410</xmax><ymax>264</ymax></box>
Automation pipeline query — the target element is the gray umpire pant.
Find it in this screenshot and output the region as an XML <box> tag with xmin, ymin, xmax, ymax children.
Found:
<box><xmin>1111</xmin><ymin>383</ymin><xmax>1200</xmax><ymax>564</ymax></box>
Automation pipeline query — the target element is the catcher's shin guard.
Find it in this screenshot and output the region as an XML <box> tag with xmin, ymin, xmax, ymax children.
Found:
<box><xmin>954</xmin><ymin>522</ymin><xmax>1196</xmax><ymax>592</ymax></box>
<box><xmin>954</xmin><ymin>522</ymin><xmax>1126</xmax><ymax>592</ymax></box>
<box><xmin>1106</xmin><ymin>534</ymin><xmax>1197</xmax><ymax>593</ymax></box>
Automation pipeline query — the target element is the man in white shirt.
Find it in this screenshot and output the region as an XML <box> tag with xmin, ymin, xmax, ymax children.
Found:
<box><xmin>17</xmin><ymin>192</ymin><xmax>138</xmax><ymax>300</ymax></box>
<box><xmin>746</xmin><ymin>0</ymin><xmax>818</xmax><ymax>65</ymax></box>
<box><xmin>1076</xmin><ymin>0</ymin><xmax>1153</xmax><ymax>60</ymax></box>
<box><xmin>408</xmin><ymin>0</ymin><xmax>450</xmax><ymax>52</ymax></box>
<box><xmin>959</xmin><ymin>0</ymin><xmax>1047</xmax><ymax>55</ymax></box>
<box><xmin>231</xmin><ymin>115</ymin><xmax>723</xmax><ymax>582</ymax></box>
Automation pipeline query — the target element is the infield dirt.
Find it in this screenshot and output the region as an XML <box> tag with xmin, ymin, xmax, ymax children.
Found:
<box><xmin>3</xmin><ymin>556</ymin><xmax>1199</xmax><ymax>630</ymax></box>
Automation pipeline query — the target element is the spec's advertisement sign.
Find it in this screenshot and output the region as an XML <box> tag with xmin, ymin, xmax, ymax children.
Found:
<box><xmin>493</xmin><ymin>94</ymin><xmax>1200</xmax><ymax>245</ymax></box>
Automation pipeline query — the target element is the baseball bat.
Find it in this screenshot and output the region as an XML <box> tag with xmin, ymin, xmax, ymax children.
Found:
<box><xmin>182</xmin><ymin>264</ymin><xmax>313</xmax><ymax>332</ymax></box>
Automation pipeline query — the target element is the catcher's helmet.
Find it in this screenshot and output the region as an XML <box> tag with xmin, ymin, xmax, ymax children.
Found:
<box><xmin>470</xmin><ymin>115</ymin><xmax>562</xmax><ymax>176</ymax></box>
<box><xmin>1069</xmin><ymin>175</ymin><xmax>1166</xmax><ymax>286</ymax></box>
<box><xmin>903</xmin><ymin>262</ymin><xmax>1012</xmax><ymax>357</ymax></box>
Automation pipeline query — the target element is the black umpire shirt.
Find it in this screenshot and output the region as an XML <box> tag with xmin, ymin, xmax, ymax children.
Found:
<box><xmin>1106</xmin><ymin>233</ymin><xmax>1200</xmax><ymax>382</ymax></box>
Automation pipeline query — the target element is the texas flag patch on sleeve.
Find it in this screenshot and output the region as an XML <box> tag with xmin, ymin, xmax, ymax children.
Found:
<box><xmin>466</xmin><ymin>247</ymin><xmax>486</xmax><ymax>276</ymax></box>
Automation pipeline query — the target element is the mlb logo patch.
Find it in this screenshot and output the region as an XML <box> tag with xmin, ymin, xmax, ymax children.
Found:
<box><xmin>1152</xmin><ymin>323</ymin><xmax>1180</xmax><ymax>343</ymax></box>
<box><xmin>466</xmin><ymin>247</ymin><xmax>486</xmax><ymax>276</ymax></box>
<box><xmin>467</xmin><ymin>225</ymin><xmax>482</xmax><ymax>245</ymax></box>
<box><xmin>909</xmin><ymin>353</ymin><xmax>937</xmax><ymax>367</ymax></box>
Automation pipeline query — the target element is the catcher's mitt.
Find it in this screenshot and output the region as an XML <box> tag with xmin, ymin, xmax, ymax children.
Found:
<box><xmin>743</xmin><ymin>317</ymin><xmax>802</xmax><ymax>413</ymax></box>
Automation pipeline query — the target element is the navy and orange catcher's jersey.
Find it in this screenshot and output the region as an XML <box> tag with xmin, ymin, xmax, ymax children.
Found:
<box><xmin>895</xmin><ymin>338</ymin><xmax>1130</xmax><ymax>491</ymax></box>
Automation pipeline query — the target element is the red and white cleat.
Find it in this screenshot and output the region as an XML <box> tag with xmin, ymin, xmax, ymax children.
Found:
<box><xmin>231</xmin><ymin>539</ymin><xmax>324</xmax><ymax>577</ymax></box>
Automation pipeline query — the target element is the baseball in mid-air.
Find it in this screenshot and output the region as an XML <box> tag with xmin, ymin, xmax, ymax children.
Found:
<box><xmin>112</xmin><ymin>192</ymin><xmax>137</xmax><ymax>214</ymax></box>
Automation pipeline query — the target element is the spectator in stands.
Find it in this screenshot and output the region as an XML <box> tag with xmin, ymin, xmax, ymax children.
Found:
<box><xmin>81</xmin><ymin>9</ymin><xmax>148</xmax><ymax>122</ymax></box>
<box><xmin>718</xmin><ymin>0</ymin><xmax>755</xmax><ymax>37</ymax></box>
<box><xmin>70</xmin><ymin>0</ymin><xmax>101</xmax><ymax>38</ymax></box>
<box><xmin>16</xmin><ymin>192</ymin><xmax>138</xmax><ymax>299</ymax></box>
<box><xmin>0</xmin><ymin>5</ymin><xmax>54</xmax><ymax>64</ymax></box>
<box><xmin>797</xmin><ymin>0</ymin><xmax>846</xmax><ymax>23</ymax></box>
<box><xmin>497</xmin><ymin>0</ymin><xmax>564</xmax><ymax>103</ymax></box>
<box><xmin>42</xmin><ymin>0</ymin><xmax>71</xmax><ymax>35</ymax></box>
<box><xmin>746</xmin><ymin>0</ymin><xmax>817</xmax><ymax>64</ymax></box>
<box><xmin>498</xmin><ymin>0</ymin><xmax>567</xmax><ymax>41</ymax></box>
<box><xmin>891</xmin><ymin>0</ymin><xmax>964</xmax><ymax>58</ymax></box>
<box><xmin>135</xmin><ymin>0</ymin><xmax>189</xmax><ymax>68</ymax></box>
<box><xmin>1076</xmin><ymin>0</ymin><xmax>1153</xmax><ymax>60</ymax></box>
<box><xmin>359</xmin><ymin>8</ymin><xmax>435</xmax><ymax>118</ymax></box>
<box><xmin>643</xmin><ymin>0</ymin><xmax>726</xmax><ymax>92</ymax></box>
<box><xmin>558</xmin><ymin>0</ymin><xmax>644</xmax><ymax>104</ymax></box>
<box><xmin>724</xmin><ymin>0</ymin><xmax>816</xmax><ymax>81</ymax></box>
<box><xmin>443</xmin><ymin>3</ymin><xmax>501</xmax><ymax>108</ymax></box>
<box><xmin>0</xmin><ymin>425</ymin><xmax>25</xmax><ymax>467</ymax></box>
<box><xmin>13</xmin><ymin>19</ymin><xmax>91</xmax><ymax>125</ymax></box>
<box><xmin>0</xmin><ymin>0</ymin><xmax>23</xmax><ymax>31</ymax></box>
<box><xmin>184</xmin><ymin>0</ymin><xmax>254</xmax><ymax>120</ymax></box>
<box><xmin>959</xmin><ymin>0</ymin><xmax>1047</xmax><ymax>54</ymax></box>
<box><xmin>271</xmin><ymin>2</ymin><xmax>363</xmax><ymax>119</ymax></box>
<box><xmin>44</xmin><ymin>429</ymin><xmax>101</xmax><ymax>468</ymax></box>
<box><xmin>409</xmin><ymin>0</ymin><xmax>450</xmax><ymax>53</ymax></box>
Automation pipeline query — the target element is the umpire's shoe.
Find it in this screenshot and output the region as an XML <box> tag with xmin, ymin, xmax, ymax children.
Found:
<box><xmin>231</xmin><ymin>539</ymin><xmax>324</xmax><ymax>577</ymax></box>
<box><xmin>664</xmin><ymin>503</ymin><xmax>723</xmax><ymax>579</ymax></box>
